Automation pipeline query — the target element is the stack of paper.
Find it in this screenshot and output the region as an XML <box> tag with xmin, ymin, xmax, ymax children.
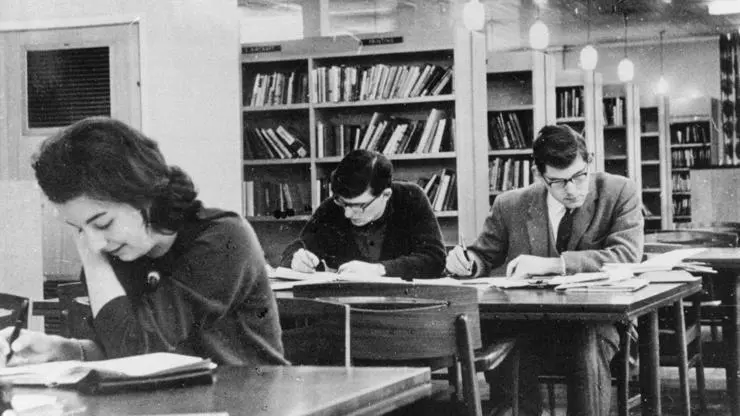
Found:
<box><xmin>268</xmin><ymin>266</ymin><xmax>463</xmax><ymax>290</ymax></box>
<box><xmin>464</xmin><ymin>272</ymin><xmax>614</xmax><ymax>290</ymax></box>
<box><xmin>601</xmin><ymin>248</ymin><xmax>714</xmax><ymax>274</ymax></box>
<box><xmin>556</xmin><ymin>278</ymin><xmax>649</xmax><ymax>293</ymax></box>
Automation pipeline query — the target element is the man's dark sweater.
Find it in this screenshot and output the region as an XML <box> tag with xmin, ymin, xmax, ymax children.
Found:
<box><xmin>280</xmin><ymin>181</ymin><xmax>446</xmax><ymax>279</ymax></box>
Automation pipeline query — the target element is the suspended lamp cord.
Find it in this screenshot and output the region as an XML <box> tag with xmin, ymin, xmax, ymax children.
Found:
<box><xmin>660</xmin><ymin>30</ymin><xmax>665</xmax><ymax>75</ymax></box>
<box><xmin>622</xmin><ymin>13</ymin><xmax>628</xmax><ymax>58</ymax></box>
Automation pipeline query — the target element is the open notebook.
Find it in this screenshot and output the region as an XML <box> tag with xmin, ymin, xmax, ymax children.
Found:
<box><xmin>0</xmin><ymin>352</ymin><xmax>215</xmax><ymax>394</ymax></box>
<box><xmin>268</xmin><ymin>266</ymin><xmax>463</xmax><ymax>290</ymax></box>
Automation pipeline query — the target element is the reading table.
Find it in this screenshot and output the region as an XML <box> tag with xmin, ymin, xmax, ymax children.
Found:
<box><xmin>12</xmin><ymin>365</ymin><xmax>431</xmax><ymax>416</ymax></box>
<box><xmin>685</xmin><ymin>247</ymin><xmax>740</xmax><ymax>416</ymax></box>
<box><xmin>476</xmin><ymin>280</ymin><xmax>701</xmax><ymax>416</ymax></box>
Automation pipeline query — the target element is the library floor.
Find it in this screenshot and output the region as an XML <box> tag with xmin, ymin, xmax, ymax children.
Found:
<box><xmin>402</xmin><ymin>367</ymin><xmax>729</xmax><ymax>415</ymax></box>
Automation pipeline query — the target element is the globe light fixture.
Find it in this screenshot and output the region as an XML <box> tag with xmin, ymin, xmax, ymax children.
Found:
<box><xmin>655</xmin><ymin>30</ymin><xmax>669</xmax><ymax>94</ymax></box>
<box><xmin>529</xmin><ymin>19</ymin><xmax>549</xmax><ymax>50</ymax></box>
<box><xmin>617</xmin><ymin>13</ymin><xmax>634</xmax><ymax>82</ymax></box>
<box><xmin>580</xmin><ymin>44</ymin><xmax>599</xmax><ymax>70</ymax></box>
<box><xmin>617</xmin><ymin>57</ymin><xmax>635</xmax><ymax>82</ymax></box>
<box><xmin>579</xmin><ymin>0</ymin><xmax>598</xmax><ymax>70</ymax></box>
<box><xmin>462</xmin><ymin>0</ymin><xmax>485</xmax><ymax>31</ymax></box>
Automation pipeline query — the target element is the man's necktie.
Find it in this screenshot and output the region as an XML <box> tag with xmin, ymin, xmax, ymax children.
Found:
<box><xmin>556</xmin><ymin>208</ymin><xmax>574</xmax><ymax>254</ymax></box>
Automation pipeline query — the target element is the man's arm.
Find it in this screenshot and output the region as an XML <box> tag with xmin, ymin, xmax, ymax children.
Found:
<box><xmin>562</xmin><ymin>178</ymin><xmax>644</xmax><ymax>273</ymax></box>
<box><xmin>380</xmin><ymin>185</ymin><xmax>445</xmax><ymax>279</ymax></box>
<box><xmin>279</xmin><ymin>202</ymin><xmax>333</xmax><ymax>268</ymax></box>
<box><xmin>466</xmin><ymin>197</ymin><xmax>510</xmax><ymax>276</ymax></box>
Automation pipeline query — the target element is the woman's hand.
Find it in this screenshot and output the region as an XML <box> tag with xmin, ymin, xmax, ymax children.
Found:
<box><xmin>0</xmin><ymin>328</ymin><xmax>80</xmax><ymax>367</ymax></box>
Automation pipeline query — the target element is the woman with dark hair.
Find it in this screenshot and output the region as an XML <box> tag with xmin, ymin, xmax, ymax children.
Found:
<box><xmin>0</xmin><ymin>116</ymin><xmax>286</xmax><ymax>366</ymax></box>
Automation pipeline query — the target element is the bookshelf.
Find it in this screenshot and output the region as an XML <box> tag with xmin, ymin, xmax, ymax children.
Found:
<box><xmin>601</xmin><ymin>83</ymin><xmax>641</xmax><ymax>187</ymax></box>
<box><xmin>668</xmin><ymin>97</ymin><xmax>720</xmax><ymax>226</ymax></box>
<box><xmin>486</xmin><ymin>51</ymin><xmax>555</xmax><ymax>204</ymax></box>
<box><xmin>555</xmin><ymin>70</ymin><xmax>604</xmax><ymax>171</ymax></box>
<box><xmin>241</xmin><ymin>33</ymin><xmax>482</xmax><ymax>261</ymax></box>
<box><xmin>639</xmin><ymin>97</ymin><xmax>671</xmax><ymax>230</ymax></box>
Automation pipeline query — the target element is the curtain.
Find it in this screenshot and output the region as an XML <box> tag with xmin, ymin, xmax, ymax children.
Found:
<box><xmin>719</xmin><ymin>32</ymin><xmax>740</xmax><ymax>165</ymax></box>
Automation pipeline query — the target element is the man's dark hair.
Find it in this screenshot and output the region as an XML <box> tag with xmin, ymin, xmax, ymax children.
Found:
<box><xmin>331</xmin><ymin>149</ymin><xmax>393</xmax><ymax>198</ymax></box>
<box><xmin>532</xmin><ymin>124</ymin><xmax>592</xmax><ymax>174</ymax></box>
<box><xmin>31</xmin><ymin>116</ymin><xmax>199</xmax><ymax>233</ymax></box>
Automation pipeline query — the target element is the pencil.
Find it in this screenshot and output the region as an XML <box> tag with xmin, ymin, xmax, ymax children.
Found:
<box><xmin>6</xmin><ymin>299</ymin><xmax>29</xmax><ymax>362</ymax></box>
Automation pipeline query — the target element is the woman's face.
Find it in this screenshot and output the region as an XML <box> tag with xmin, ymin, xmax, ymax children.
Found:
<box><xmin>57</xmin><ymin>195</ymin><xmax>160</xmax><ymax>261</ymax></box>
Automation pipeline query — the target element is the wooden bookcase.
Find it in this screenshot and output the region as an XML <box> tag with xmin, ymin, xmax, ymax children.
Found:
<box><xmin>639</xmin><ymin>97</ymin><xmax>671</xmax><ymax>230</ymax></box>
<box><xmin>240</xmin><ymin>33</ymin><xmax>482</xmax><ymax>263</ymax></box>
<box><xmin>668</xmin><ymin>97</ymin><xmax>721</xmax><ymax>226</ymax></box>
<box><xmin>485</xmin><ymin>51</ymin><xmax>555</xmax><ymax>205</ymax></box>
<box><xmin>601</xmin><ymin>83</ymin><xmax>640</xmax><ymax>188</ymax></box>
<box><xmin>555</xmin><ymin>70</ymin><xmax>603</xmax><ymax>171</ymax></box>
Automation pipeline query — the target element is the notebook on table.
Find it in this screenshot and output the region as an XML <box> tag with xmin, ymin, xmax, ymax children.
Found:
<box><xmin>0</xmin><ymin>352</ymin><xmax>215</xmax><ymax>395</ymax></box>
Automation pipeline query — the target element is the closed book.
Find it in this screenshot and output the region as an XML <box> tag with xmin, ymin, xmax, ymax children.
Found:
<box><xmin>0</xmin><ymin>352</ymin><xmax>215</xmax><ymax>395</ymax></box>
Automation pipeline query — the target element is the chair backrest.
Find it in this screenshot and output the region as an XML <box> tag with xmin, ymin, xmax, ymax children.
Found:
<box><xmin>57</xmin><ymin>281</ymin><xmax>95</xmax><ymax>340</ymax></box>
<box><xmin>0</xmin><ymin>293</ymin><xmax>29</xmax><ymax>330</ymax></box>
<box><xmin>277</xmin><ymin>297</ymin><xmax>350</xmax><ymax>367</ymax></box>
<box><xmin>645</xmin><ymin>229</ymin><xmax>738</xmax><ymax>248</ymax></box>
<box><xmin>293</xmin><ymin>282</ymin><xmax>482</xmax><ymax>362</ymax></box>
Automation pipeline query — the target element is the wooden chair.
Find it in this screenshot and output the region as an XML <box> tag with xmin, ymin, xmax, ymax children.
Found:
<box><xmin>540</xmin><ymin>323</ymin><xmax>640</xmax><ymax>416</ymax></box>
<box><xmin>293</xmin><ymin>282</ymin><xmax>518</xmax><ymax>416</ymax></box>
<box><xmin>276</xmin><ymin>297</ymin><xmax>350</xmax><ymax>366</ymax></box>
<box><xmin>0</xmin><ymin>293</ymin><xmax>29</xmax><ymax>330</ymax></box>
<box><xmin>57</xmin><ymin>281</ymin><xmax>95</xmax><ymax>340</ymax></box>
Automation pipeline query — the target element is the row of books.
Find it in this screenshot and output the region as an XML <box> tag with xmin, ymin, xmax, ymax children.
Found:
<box><xmin>244</xmin><ymin>125</ymin><xmax>309</xmax><ymax>160</ymax></box>
<box><xmin>246</xmin><ymin>71</ymin><xmax>309</xmax><ymax>107</ymax></box>
<box><xmin>641</xmin><ymin>203</ymin><xmax>657</xmax><ymax>217</ymax></box>
<box><xmin>671</xmin><ymin>148</ymin><xmax>711</xmax><ymax>167</ymax></box>
<box><xmin>671</xmin><ymin>172</ymin><xmax>691</xmax><ymax>192</ymax></box>
<box><xmin>243</xmin><ymin>180</ymin><xmax>310</xmax><ymax>218</ymax></box>
<box><xmin>315</xmin><ymin>109</ymin><xmax>454</xmax><ymax>157</ymax></box>
<box><xmin>310</xmin><ymin>63</ymin><xmax>453</xmax><ymax>103</ymax></box>
<box><xmin>672</xmin><ymin>197</ymin><xmax>691</xmax><ymax>217</ymax></box>
<box><xmin>417</xmin><ymin>169</ymin><xmax>457</xmax><ymax>212</ymax></box>
<box><xmin>603</xmin><ymin>97</ymin><xmax>626</xmax><ymax>127</ymax></box>
<box><xmin>489</xmin><ymin>157</ymin><xmax>532</xmax><ymax>193</ymax></box>
<box><xmin>671</xmin><ymin>124</ymin><xmax>709</xmax><ymax>144</ymax></box>
<box><xmin>487</xmin><ymin>112</ymin><xmax>531</xmax><ymax>150</ymax></box>
<box><xmin>556</xmin><ymin>87</ymin><xmax>584</xmax><ymax>119</ymax></box>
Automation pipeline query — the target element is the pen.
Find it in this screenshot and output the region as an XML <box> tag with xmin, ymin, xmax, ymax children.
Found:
<box><xmin>6</xmin><ymin>299</ymin><xmax>29</xmax><ymax>362</ymax></box>
<box><xmin>458</xmin><ymin>233</ymin><xmax>471</xmax><ymax>262</ymax></box>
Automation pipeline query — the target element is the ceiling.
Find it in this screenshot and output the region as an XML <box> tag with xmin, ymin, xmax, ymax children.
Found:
<box><xmin>240</xmin><ymin>0</ymin><xmax>740</xmax><ymax>49</ymax></box>
<box><xmin>494</xmin><ymin>0</ymin><xmax>740</xmax><ymax>50</ymax></box>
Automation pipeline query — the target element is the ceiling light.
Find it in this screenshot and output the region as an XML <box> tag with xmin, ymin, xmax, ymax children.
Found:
<box><xmin>617</xmin><ymin>13</ymin><xmax>634</xmax><ymax>82</ymax></box>
<box><xmin>580</xmin><ymin>44</ymin><xmax>598</xmax><ymax>70</ymax></box>
<box><xmin>579</xmin><ymin>0</ymin><xmax>598</xmax><ymax>70</ymax></box>
<box><xmin>529</xmin><ymin>20</ymin><xmax>549</xmax><ymax>50</ymax></box>
<box><xmin>655</xmin><ymin>30</ymin><xmax>668</xmax><ymax>94</ymax></box>
<box><xmin>462</xmin><ymin>0</ymin><xmax>485</xmax><ymax>31</ymax></box>
<box><xmin>708</xmin><ymin>0</ymin><xmax>740</xmax><ymax>15</ymax></box>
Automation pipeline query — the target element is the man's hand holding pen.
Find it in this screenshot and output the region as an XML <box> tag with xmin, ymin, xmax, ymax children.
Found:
<box><xmin>291</xmin><ymin>248</ymin><xmax>322</xmax><ymax>273</ymax></box>
<box><xmin>445</xmin><ymin>246</ymin><xmax>478</xmax><ymax>277</ymax></box>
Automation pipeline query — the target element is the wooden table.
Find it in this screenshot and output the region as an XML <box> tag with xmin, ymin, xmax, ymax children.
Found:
<box><xmin>12</xmin><ymin>365</ymin><xmax>431</xmax><ymax>416</ymax></box>
<box><xmin>686</xmin><ymin>247</ymin><xmax>740</xmax><ymax>416</ymax></box>
<box><xmin>477</xmin><ymin>281</ymin><xmax>702</xmax><ymax>416</ymax></box>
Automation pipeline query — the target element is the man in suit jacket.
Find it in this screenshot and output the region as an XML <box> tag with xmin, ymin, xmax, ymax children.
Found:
<box><xmin>446</xmin><ymin>124</ymin><xmax>644</xmax><ymax>416</ymax></box>
<box><xmin>281</xmin><ymin>149</ymin><xmax>446</xmax><ymax>279</ymax></box>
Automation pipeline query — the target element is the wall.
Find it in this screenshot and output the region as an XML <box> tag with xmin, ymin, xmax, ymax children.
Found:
<box><xmin>557</xmin><ymin>38</ymin><xmax>719</xmax><ymax>109</ymax></box>
<box><xmin>0</xmin><ymin>0</ymin><xmax>243</xmax><ymax>213</ymax></box>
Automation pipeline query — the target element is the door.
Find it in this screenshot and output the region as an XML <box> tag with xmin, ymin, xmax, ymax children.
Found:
<box><xmin>0</xmin><ymin>23</ymin><xmax>141</xmax><ymax>277</ymax></box>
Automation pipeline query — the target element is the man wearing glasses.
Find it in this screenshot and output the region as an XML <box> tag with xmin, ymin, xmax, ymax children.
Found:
<box><xmin>446</xmin><ymin>124</ymin><xmax>643</xmax><ymax>416</ymax></box>
<box><xmin>280</xmin><ymin>149</ymin><xmax>446</xmax><ymax>279</ymax></box>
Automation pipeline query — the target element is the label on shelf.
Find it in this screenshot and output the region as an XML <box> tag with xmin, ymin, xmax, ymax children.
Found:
<box><xmin>242</xmin><ymin>45</ymin><xmax>282</xmax><ymax>54</ymax></box>
<box><xmin>361</xmin><ymin>36</ymin><xmax>404</xmax><ymax>46</ymax></box>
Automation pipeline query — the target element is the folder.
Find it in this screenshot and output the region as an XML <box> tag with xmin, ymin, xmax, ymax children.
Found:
<box><xmin>0</xmin><ymin>352</ymin><xmax>215</xmax><ymax>395</ymax></box>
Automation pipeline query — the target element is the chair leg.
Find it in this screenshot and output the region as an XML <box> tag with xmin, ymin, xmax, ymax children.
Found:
<box><xmin>546</xmin><ymin>382</ymin><xmax>556</xmax><ymax>416</ymax></box>
<box><xmin>695</xmin><ymin>303</ymin><xmax>708</xmax><ymax>412</ymax></box>
<box><xmin>618</xmin><ymin>324</ymin><xmax>631</xmax><ymax>416</ymax></box>
<box><xmin>449</xmin><ymin>363</ymin><xmax>462</xmax><ymax>402</ymax></box>
<box><xmin>673</xmin><ymin>299</ymin><xmax>691</xmax><ymax>416</ymax></box>
<box><xmin>455</xmin><ymin>315</ymin><xmax>483</xmax><ymax>416</ymax></box>
<box><xmin>511</xmin><ymin>348</ymin><xmax>519</xmax><ymax>416</ymax></box>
